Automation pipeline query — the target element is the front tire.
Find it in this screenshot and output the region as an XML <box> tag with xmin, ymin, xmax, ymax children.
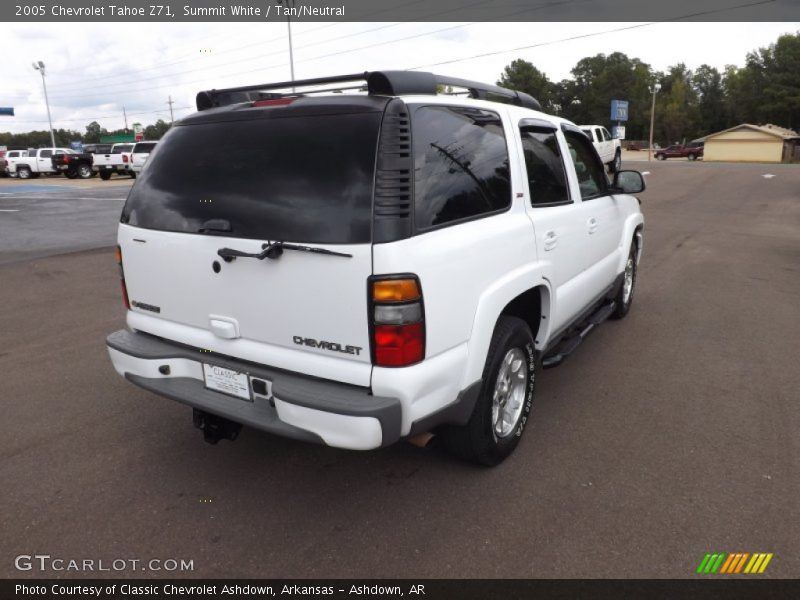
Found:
<box><xmin>611</xmin><ymin>241</ymin><xmax>638</xmax><ymax>320</ymax></box>
<box><xmin>688</xmin><ymin>153</ymin><xmax>697</xmax><ymax>161</ymax></box>
<box><xmin>442</xmin><ymin>316</ymin><xmax>537</xmax><ymax>466</ymax></box>
<box><xmin>17</xmin><ymin>167</ymin><xmax>31</xmax><ymax>179</ymax></box>
<box><xmin>78</xmin><ymin>164</ymin><xmax>93</xmax><ymax>179</ymax></box>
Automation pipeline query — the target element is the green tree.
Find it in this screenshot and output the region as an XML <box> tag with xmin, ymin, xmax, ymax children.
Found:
<box><xmin>692</xmin><ymin>65</ymin><xmax>727</xmax><ymax>136</ymax></box>
<box><xmin>747</xmin><ymin>32</ymin><xmax>800</xmax><ymax>130</ymax></box>
<box><xmin>84</xmin><ymin>121</ymin><xmax>107</xmax><ymax>143</ymax></box>
<box><xmin>143</xmin><ymin>119</ymin><xmax>172</xmax><ymax>140</ymax></box>
<box><xmin>497</xmin><ymin>59</ymin><xmax>555</xmax><ymax>112</ymax></box>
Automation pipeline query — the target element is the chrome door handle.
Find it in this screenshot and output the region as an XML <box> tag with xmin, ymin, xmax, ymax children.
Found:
<box><xmin>588</xmin><ymin>218</ymin><xmax>598</xmax><ymax>234</ymax></box>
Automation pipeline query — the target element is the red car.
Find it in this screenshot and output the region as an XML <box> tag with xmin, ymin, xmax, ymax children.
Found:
<box><xmin>654</xmin><ymin>142</ymin><xmax>704</xmax><ymax>161</ymax></box>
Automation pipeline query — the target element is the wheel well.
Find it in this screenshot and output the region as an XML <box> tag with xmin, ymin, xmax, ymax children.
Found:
<box><xmin>500</xmin><ymin>286</ymin><xmax>545</xmax><ymax>344</ymax></box>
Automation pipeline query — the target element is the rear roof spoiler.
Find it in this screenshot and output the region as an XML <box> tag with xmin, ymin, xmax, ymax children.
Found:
<box><xmin>195</xmin><ymin>70</ymin><xmax>542</xmax><ymax>112</ymax></box>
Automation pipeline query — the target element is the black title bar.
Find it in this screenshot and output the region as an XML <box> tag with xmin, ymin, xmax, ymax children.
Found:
<box><xmin>3</xmin><ymin>0</ymin><xmax>800</xmax><ymax>22</ymax></box>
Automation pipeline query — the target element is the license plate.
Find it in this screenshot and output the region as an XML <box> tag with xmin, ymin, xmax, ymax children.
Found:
<box><xmin>203</xmin><ymin>364</ymin><xmax>250</xmax><ymax>401</ymax></box>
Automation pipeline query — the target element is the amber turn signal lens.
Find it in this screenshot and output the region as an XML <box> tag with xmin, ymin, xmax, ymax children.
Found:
<box><xmin>372</xmin><ymin>279</ymin><xmax>420</xmax><ymax>302</ymax></box>
<box><xmin>114</xmin><ymin>245</ymin><xmax>122</xmax><ymax>265</ymax></box>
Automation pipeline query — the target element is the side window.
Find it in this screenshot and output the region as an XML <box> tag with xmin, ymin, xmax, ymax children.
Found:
<box><xmin>564</xmin><ymin>130</ymin><xmax>607</xmax><ymax>200</ymax></box>
<box><xmin>601</xmin><ymin>128</ymin><xmax>611</xmax><ymax>142</ymax></box>
<box><xmin>412</xmin><ymin>105</ymin><xmax>511</xmax><ymax>230</ymax></box>
<box><xmin>40</xmin><ymin>150</ymin><xmax>52</xmax><ymax>158</ymax></box>
<box><xmin>520</xmin><ymin>127</ymin><xmax>570</xmax><ymax>206</ymax></box>
<box><xmin>581</xmin><ymin>128</ymin><xmax>594</xmax><ymax>141</ymax></box>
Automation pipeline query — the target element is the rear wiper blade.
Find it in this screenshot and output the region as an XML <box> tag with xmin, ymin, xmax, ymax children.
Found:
<box><xmin>217</xmin><ymin>241</ymin><xmax>352</xmax><ymax>261</ymax></box>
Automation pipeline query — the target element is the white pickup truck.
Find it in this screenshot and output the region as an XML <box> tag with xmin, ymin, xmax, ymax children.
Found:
<box><xmin>3</xmin><ymin>149</ymin><xmax>30</xmax><ymax>176</ymax></box>
<box><xmin>580</xmin><ymin>125</ymin><xmax>622</xmax><ymax>173</ymax></box>
<box><xmin>14</xmin><ymin>148</ymin><xmax>74</xmax><ymax>179</ymax></box>
<box><xmin>94</xmin><ymin>143</ymin><xmax>136</xmax><ymax>180</ymax></box>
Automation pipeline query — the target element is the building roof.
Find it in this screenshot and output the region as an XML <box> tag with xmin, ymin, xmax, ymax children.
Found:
<box><xmin>705</xmin><ymin>123</ymin><xmax>800</xmax><ymax>141</ymax></box>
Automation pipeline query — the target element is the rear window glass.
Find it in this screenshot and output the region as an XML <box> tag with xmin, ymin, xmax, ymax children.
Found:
<box><xmin>112</xmin><ymin>145</ymin><xmax>134</xmax><ymax>153</ymax></box>
<box><xmin>132</xmin><ymin>142</ymin><xmax>156</xmax><ymax>153</ymax></box>
<box><xmin>122</xmin><ymin>112</ymin><xmax>381</xmax><ymax>244</ymax></box>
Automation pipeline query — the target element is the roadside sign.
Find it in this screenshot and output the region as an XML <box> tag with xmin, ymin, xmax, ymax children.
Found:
<box><xmin>0</xmin><ymin>107</ymin><xmax>14</xmax><ymax>116</ymax></box>
<box><xmin>613</xmin><ymin>126</ymin><xmax>626</xmax><ymax>140</ymax></box>
<box><xmin>70</xmin><ymin>141</ymin><xmax>83</xmax><ymax>151</ymax></box>
<box><xmin>610</xmin><ymin>100</ymin><xmax>629</xmax><ymax>122</ymax></box>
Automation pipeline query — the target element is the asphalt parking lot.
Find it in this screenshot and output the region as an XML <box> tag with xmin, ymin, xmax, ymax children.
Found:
<box><xmin>1</xmin><ymin>162</ymin><xmax>798</xmax><ymax>579</ymax></box>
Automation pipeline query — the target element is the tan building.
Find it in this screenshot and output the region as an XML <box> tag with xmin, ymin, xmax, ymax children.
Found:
<box><xmin>703</xmin><ymin>123</ymin><xmax>800</xmax><ymax>163</ymax></box>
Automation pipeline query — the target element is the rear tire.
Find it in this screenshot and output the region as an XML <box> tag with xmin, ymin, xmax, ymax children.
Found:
<box><xmin>78</xmin><ymin>164</ymin><xmax>93</xmax><ymax>179</ymax></box>
<box><xmin>688</xmin><ymin>153</ymin><xmax>697</xmax><ymax>161</ymax></box>
<box><xmin>442</xmin><ymin>316</ymin><xmax>537</xmax><ymax>466</ymax></box>
<box><xmin>99</xmin><ymin>171</ymin><xmax>111</xmax><ymax>181</ymax></box>
<box><xmin>65</xmin><ymin>169</ymin><xmax>78</xmax><ymax>179</ymax></box>
<box><xmin>17</xmin><ymin>167</ymin><xmax>31</xmax><ymax>179</ymax></box>
<box><xmin>130</xmin><ymin>171</ymin><xmax>137</xmax><ymax>179</ymax></box>
<box><xmin>611</xmin><ymin>241</ymin><xmax>638</xmax><ymax>320</ymax></box>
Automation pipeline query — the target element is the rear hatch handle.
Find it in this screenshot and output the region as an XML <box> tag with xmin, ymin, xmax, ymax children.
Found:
<box><xmin>217</xmin><ymin>241</ymin><xmax>352</xmax><ymax>261</ymax></box>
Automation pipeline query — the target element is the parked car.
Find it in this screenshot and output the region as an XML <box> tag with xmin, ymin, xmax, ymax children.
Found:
<box><xmin>94</xmin><ymin>143</ymin><xmax>136</xmax><ymax>179</ymax></box>
<box><xmin>106</xmin><ymin>71</ymin><xmax>645</xmax><ymax>465</ymax></box>
<box><xmin>52</xmin><ymin>150</ymin><xmax>94</xmax><ymax>179</ymax></box>
<box><xmin>654</xmin><ymin>143</ymin><xmax>704</xmax><ymax>160</ymax></box>
<box><xmin>580</xmin><ymin>124</ymin><xmax>622</xmax><ymax>172</ymax></box>
<box><xmin>14</xmin><ymin>148</ymin><xmax>74</xmax><ymax>179</ymax></box>
<box><xmin>130</xmin><ymin>141</ymin><xmax>158</xmax><ymax>174</ymax></box>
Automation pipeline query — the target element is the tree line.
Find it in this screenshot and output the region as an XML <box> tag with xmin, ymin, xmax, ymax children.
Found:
<box><xmin>3</xmin><ymin>32</ymin><xmax>798</xmax><ymax>148</ymax></box>
<box><xmin>498</xmin><ymin>31</ymin><xmax>800</xmax><ymax>144</ymax></box>
<box><xmin>0</xmin><ymin>118</ymin><xmax>172</xmax><ymax>149</ymax></box>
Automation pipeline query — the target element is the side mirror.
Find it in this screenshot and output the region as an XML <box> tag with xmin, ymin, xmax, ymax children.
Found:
<box><xmin>611</xmin><ymin>170</ymin><xmax>645</xmax><ymax>194</ymax></box>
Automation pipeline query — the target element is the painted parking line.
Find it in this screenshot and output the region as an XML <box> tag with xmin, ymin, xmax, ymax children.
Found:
<box><xmin>0</xmin><ymin>184</ymin><xmax>71</xmax><ymax>194</ymax></box>
<box><xmin>0</xmin><ymin>209</ymin><xmax>20</xmax><ymax>212</ymax></box>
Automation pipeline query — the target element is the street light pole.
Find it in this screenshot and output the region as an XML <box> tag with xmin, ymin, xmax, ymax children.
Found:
<box><xmin>33</xmin><ymin>61</ymin><xmax>56</xmax><ymax>148</ymax></box>
<box><xmin>648</xmin><ymin>82</ymin><xmax>661</xmax><ymax>162</ymax></box>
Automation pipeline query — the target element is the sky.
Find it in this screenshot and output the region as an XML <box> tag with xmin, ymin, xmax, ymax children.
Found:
<box><xmin>1</xmin><ymin>21</ymin><xmax>797</xmax><ymax>135</ymax></box>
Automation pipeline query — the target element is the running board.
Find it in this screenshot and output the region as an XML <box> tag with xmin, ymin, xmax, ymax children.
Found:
<box><xmin>542</xmin><ymin>301</ymin><xmax>616</xmax><ymax>369</ymax></box>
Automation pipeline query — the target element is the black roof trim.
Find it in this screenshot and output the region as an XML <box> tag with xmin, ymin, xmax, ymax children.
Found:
<box><xmin>196</xmin><ymin>71</ymin><xmax>542</xmax><ymax>112</ymax></box>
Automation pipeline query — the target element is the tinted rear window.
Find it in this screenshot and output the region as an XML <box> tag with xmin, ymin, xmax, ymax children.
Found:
<box><xmin>132</xmin><ymin>142</ymin><xmax>156</xmax><ymax>153</ymax></box>
<box><xmin>122</xmin><ymin>112</ymin><xmax>381</xmax><ymax>244</ymax></box>
<box><xmin>112</xmin><ymin>145</ymin><xmax>134</xmax><ymax>153</ymax></box>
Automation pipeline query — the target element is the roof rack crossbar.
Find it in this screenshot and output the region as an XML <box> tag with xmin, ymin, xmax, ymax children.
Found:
<box><xmin>195</xmin><ymin>71</ymin><xmax>541</xmax><ymax>112</ymax></box>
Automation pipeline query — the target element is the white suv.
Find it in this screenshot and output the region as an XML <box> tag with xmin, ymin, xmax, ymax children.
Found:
<box><xmin>107</xmin><ymin>71</ymin><xmax>645</xmax><ymax>465</ymax></box>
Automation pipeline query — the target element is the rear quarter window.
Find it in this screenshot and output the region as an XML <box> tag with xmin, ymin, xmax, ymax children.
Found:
<box><xmin>411</xmin><ymin>105</ymin><xmax>511</xmax><ymax>231</ymax></box>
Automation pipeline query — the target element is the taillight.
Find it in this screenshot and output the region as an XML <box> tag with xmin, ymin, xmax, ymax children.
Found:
<box><xmin>370</xmin><ymin>276</ymin><xmax>424</xmax><ymax>367</ymax></box>
<box><xmin>63</xmin><ymin>155</ymin><xmax>70</xmax><ymax>163</ymax></box>
<box><xmin>122</xmin><ymin>154</ymin><xmax>129</xmax><ymax>163</ymax></box>
<box><xmin>115</xmin><ymin>245</ymin><xmax>130</xmax><ymax>309</ymax></box>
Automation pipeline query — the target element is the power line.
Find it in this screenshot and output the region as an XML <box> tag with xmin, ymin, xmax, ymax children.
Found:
<box><xmin>408</xmin><ymin>0</ymin><xmax>778</xmax><ymax>70</ymax></box>
<box><xmin>44</xmin><ymin>0</ymin><xmax>431</xmax><ymax>91</ymax></box>
<box><xmin>8</xmin><ymin>106</ymin><xmax>192</xmax><ymax>124</ymax></box>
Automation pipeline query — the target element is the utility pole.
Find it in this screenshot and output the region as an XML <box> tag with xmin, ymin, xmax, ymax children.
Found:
<box><xmin>123</xmin><ymin>106</ymin><xmax>128</xmax><ymax>131</ymax></box>
<box><xmin>277</xmin><ymin>0</ymin><xmax>296</xmax><ymax>92</ymax></box>
<box><xmin>648</xmin><ymin>83</ymin><xmax>661</xmax><ymax>162</ymax></box>
<box><xmin>167</xmin><ymin>95</ymin><xmax>175</xmax><ymax>123</ymax></box>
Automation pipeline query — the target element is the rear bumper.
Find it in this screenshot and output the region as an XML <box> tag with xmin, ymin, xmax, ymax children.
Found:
<box><xmin>106</xmin><ymin>329</ymin><xmax>402</xmax><ymax>450</ymax></box>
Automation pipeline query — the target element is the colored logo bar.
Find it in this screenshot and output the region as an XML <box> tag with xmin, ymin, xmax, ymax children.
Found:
<box><xmin>697</xmin><ymin>553</ymin><xmax>773</xmax><ymax>574</ymax></box>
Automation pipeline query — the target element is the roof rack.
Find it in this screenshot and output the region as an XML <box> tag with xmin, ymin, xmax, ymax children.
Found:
<box><xmin>195</xmin><ymin>70</ymin><xmax>542</xmax><ymax>112</ymax></box>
